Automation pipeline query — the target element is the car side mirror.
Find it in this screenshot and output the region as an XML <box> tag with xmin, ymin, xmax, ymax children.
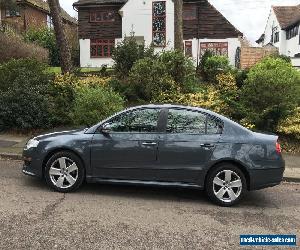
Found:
<box><xmin>100</xmin><ymin>123</ymin><xmax>112</xmax><ymax>134</ymax></box>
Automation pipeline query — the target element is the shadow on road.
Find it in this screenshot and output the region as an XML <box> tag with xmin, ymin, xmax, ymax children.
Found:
<box><xmin>21</xmin><ymin>176</ymin><xmax>283</xmax><ymax>209</ymax></box>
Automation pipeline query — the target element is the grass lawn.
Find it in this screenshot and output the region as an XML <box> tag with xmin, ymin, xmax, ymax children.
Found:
<box><xmin>47</xmin><ymin>67</ymin><xmax>62</xmax><ymax>73</ymax></box>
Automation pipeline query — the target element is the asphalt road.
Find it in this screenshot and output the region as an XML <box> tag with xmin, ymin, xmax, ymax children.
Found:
<box><xmin>0</xmin><ymin>159</ymin><xmax>299</xmax><ymax>250</ymax></box>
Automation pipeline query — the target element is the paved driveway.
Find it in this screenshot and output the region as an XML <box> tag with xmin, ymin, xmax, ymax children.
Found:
<box><xmin>0</xmin><ymin>159</ymin><xmax>299</xmax><ymax>249</ymax></box>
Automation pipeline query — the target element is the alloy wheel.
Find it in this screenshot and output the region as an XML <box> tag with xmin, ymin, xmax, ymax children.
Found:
<box><xmin>49</xmin><ymin>157</ymin><xmax>79</xmax><ymax>189</ymax></box>
<box><xmin>213</xmin><ymin>170</ymin><xmax>242</xmax><ymax>203</ymax></box>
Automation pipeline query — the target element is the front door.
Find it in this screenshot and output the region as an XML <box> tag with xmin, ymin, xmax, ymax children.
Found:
<box><xmin>91</xmin><ymin>108</ymin><xmax>162</xmax><ymax>180</ymax></box>
<box><xmin>157</xmin><ymin>108</ymin><xmax>222</xmax><ymax>183</ymax></box>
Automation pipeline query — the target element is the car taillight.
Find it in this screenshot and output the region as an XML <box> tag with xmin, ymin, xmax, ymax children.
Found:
<box><xmin>276</xmin><ymin>141</ymin><xmax>282</xmax><ymax>154</ymax></box>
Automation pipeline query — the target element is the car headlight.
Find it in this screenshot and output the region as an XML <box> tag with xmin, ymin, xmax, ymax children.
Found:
<box><xmin>25</xmin><ymin>139</ymin><xmax>39</xmax><ymax>150</ymax></box>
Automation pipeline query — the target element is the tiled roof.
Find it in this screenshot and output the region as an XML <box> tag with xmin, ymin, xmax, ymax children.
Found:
<box><xmin>73</xmin><ymin>0</ymin><xmax>128</xmax><ymax>6</ymax></box>
<box><xmin>273</xmin><ymin>5</ymin><xmax>300</xmax><ymax>29</ymax></box>
<box><xmin>18</xmin><ymin>0</ymin><xmax>77</xmax><ymax>24</ymax></box>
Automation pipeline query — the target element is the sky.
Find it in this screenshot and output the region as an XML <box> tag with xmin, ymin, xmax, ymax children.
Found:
<box><xmin>60</xmin><ymin>0</ymin><xmax>300</xmax><ymax>44</ymax></box>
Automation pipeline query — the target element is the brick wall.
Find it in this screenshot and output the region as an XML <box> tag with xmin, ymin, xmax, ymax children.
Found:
<box><xmin>24</xmin><ymin>5</ymin><xmax>47</xmax><ymax>30</ymax></box>
<box><xmin>1</xmin><ymin>5</ymin><xmax>47</xmax><ymax>32</ymax></box>
<box><xmin>240</xmin><ymin>46</ymin><xmax>278</xmax><ymax>69</ymax></box>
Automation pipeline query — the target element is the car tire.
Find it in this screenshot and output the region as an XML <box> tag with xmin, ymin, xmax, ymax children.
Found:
<box><xmin>205</xmin><ymin>164</ymin><xmax>247</xmax><ymax>207</ymax></box>
<box><xmin>45</xmin><ymin>151</ymin><xmax>85</xmax><ymax>193</ymax></box>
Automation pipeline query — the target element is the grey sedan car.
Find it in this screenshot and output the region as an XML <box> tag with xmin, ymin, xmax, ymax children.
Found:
<box><xmin>22</xmin><ymin>105</ymin><xmax>285</xmax><ymax>206</ymax></box>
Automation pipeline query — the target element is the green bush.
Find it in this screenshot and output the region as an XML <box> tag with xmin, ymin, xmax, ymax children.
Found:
<box><xmin>240</xmin><ymin>57</ymin><xmax>300</xmax><ymax>131</ymax></box>
<box><xmin>203</xmin><ymin>55</ymin><xmax>231</xmax><ymax>83</ymax></box>
<box><xmin>215</xmin><ymin>72</ymin><xmax>244</xmax><ymax>120</ymax></box>
<box><xmin>112</xmin><ymin>36</ymin><xmax>156</xmax><ymax>78</ymax></box>
<box><xmin>0</xmin><ymin>59</ymin><xmax>52</xmax><ymax>130</ymax></box>
<box><xmin>197</xmin><ymin>50</ymin><xmax>214</xmax><ymax>79</ymax></box>
<box><xmin>233</xmin><ymin>68</ymin><xmax>249</xmax><ymax>88</ymax></box>
<box><xmin>278</xmin><ymin>107</ymin><xmax>300</xmax><ymax>140</ymax></box>
<box><xmin>24</xmin><ymin>28</ymin><xmax>60</xmax><ymax>67</ymax></box>
<box><xmin>128</xmin><ymin>57</ymin><xmax>179</xmax><ymax>102</ymax></box>
<box><xmin>271</xmin><ymin>54</ymin><xmax>291</xmax><ymax>64</ymax></box>
<box><xmin>72</xmin><ymin>86</ymin><xmax>125</xmax><ymax>126</ymax></box>
<box><xmin>48</xmin><ymin>74</ymin><xmax>77</xmax><ymax>126</ymax></box>
<box><xmin>159</xmin><ymin>50</ymin><xmax>197</xmax><ymax>92</ymax></box>
<box><xmin>125</xmin><ymin>50</ymin><xmax>199</xmax><ymax>101</ymax></box>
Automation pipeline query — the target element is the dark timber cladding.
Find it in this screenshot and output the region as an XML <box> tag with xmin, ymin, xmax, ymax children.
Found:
<box><xmin>77</xmin><ymin>5</ymin><xmax>123</xmax><ymax>39</ymax></box>
<box><xmin>183</xmin><ymin>0</ymin><xmax>242</xmax><ymax>40</ymax></box>
<box><xmin>74</xmin><ymin>0</ymin><xmax>242</xmax><ymax>40</ymax></box>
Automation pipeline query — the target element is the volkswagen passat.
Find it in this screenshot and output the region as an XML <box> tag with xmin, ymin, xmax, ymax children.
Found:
<box><xmin>23</xmin><ymin>105</ymin><xmax>285</xmax><ymax>206</ymax></box>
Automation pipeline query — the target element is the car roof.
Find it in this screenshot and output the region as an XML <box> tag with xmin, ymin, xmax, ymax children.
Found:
<box><xmin>128</xmin><ymin>104</ymin><xmax>223</xmax><ymax>119</ymax></box>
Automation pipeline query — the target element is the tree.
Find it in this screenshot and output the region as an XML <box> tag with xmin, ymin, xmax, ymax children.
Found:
<box><xmin>47</xmin><ymin>0</ymin><xmax>72</xmax><ymax>73</ymax></box>
<box><xmin>174</xmin><ymin>0</ymin><xmax>183</xmax><ymax>51</ymax></box>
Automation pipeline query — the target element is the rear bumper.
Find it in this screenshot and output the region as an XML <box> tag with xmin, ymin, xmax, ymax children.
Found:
<box><xmin>249</xmin><ymin>167</ymin><xmax>284</xmax><ymax>191</ymax></box>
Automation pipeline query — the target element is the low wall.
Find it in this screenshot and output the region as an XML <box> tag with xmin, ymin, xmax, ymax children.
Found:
<box><xmin>240</xmin><ymin>46</ymin><xmax>278</xmax><ymax>69</ymax></box>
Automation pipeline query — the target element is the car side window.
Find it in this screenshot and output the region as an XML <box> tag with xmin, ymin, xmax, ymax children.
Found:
<box><xmin>167</xmin><ymin>109</ymin><xmax>223</xmax><ymax>134</ymax></box>
<box><xmin>108</xmin><ymin>108</ymin><xmax>160</xmax><ymax>133</ymax></box>
<box><xmin>207</xmin><ymin>116</ymin><xmax>223</xmax><ymax>134</ymax></box>
<box><xmin>167</xmin><ymin>109</ymin><xmax>206</xmax><ymax>134</ymax></box>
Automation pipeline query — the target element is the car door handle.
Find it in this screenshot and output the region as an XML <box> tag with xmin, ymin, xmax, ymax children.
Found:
<box><xmin>142</xmin><ymin>142</ymin><xmax>157</xmax><ymax>146</ymax></box>
<box><xmin>200</xmin><ymin>143</ymin><xmax>215</xmax><ymax>148</ymax></box>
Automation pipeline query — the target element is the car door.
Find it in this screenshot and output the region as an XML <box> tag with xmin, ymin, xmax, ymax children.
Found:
<box><xmin>157</xmin><ymin>108</ymin><xmax>222</xmax><ymax>184</ymax></box>
<box><xmin>91</xmin><ymin>108</ymin><xmax>163</xmax><ymax>180</ymax></box>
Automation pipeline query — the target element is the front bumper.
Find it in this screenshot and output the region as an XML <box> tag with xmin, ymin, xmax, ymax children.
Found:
<box><xmin>22</xmin><ymin>150</ymin><xmax>44</xmax><ymax>178</ymax></box>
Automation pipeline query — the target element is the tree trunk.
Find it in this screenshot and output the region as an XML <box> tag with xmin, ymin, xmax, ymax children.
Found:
<box><xmin>174</xmin><ymin>0</ymin><xmax>183</xmax><ymax>51</ymax></box>
<box><xmin>47</xmin><ymin>0</ymin><xmax>72</xmax><ymax>73</ymax></box>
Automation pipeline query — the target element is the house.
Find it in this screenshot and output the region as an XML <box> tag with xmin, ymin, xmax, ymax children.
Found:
<box><xmin>73</xmin><ymin>0</ymin><xmax>243</xmax><ymax>68</ymax></box>
<box><xmin>256</xmin><ymin>5</ymin><xmax>300</xmax><ymax>68</ymax></box>
<box><xmin>0</xmin><ymin>0</ymin><xmax>77</xmax><ymax>33</ymax></box>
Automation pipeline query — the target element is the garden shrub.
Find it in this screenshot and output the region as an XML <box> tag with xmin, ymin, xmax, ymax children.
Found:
<box><xmin>215</xmin><ymin>72</ymin><xmax>244</xmax><ymax>120</ymax></box>
<box><xmin>277</xmin><ymin>107</ymin><xmax>300</xmax><ymax>140</ymax></box>
<box><xmin>233</xmin><ymin>68</ymin><xmax>249</xmax><ymax>88</ymax></box>
<box><xmin>107</xmin><ymin>77</ymin><xmax>136</xmax><ymax>102</ymax></box>
<box><xmin>112</xmin><ymin>36</ymin><xmax>156</xmax><ymax>78</ymax></box>
<box><xmin>159</xmin><ymin>50</ymin><xmax>197</xmax><ymax>92</ymax></box>
<box><xmin>216</xmin><ymin>72</ymin><xmax>237</xmax><ymax>92</ymax></box>
<box><xmin>240</xmin><ymin>57</ymin><xmax>300</xmax><ymax>131</ymax></box>
<box><xmin>0</xmin><ymin>59</ymin><xmax>52</xmax><ymax>130</ymax></box>
<box><xmin>197</xmin><ymin>50</ymin><xmax>214</xmax><ymax>79</ymax></box>
<box><xmin>271</xmin><ymin>54</ymin><xmax>291</xmax><ymax>64</ymax></box>
<box><xmin>0</xmin><ymin>32</ymin><xmax>48</xmax><ymax>64</ymax></box>
<box><xmin>48</xmin><ymin>74</ymin><xmax>77</xmax><ymax>126</ymax></box>
<box><xmin>154</xmin><ymin>85</ymin><xmax>227</xmax><ymax>114</ymax></box>
<box><xmin>72</xmin><ymin>86</ymin><xmax>125</xmax><ymax>126</ymax></box>
<box><xmin>76</xmin><ymin>75</ymin><xmax>111</xmax><ymax>88</ymax></box>
<box><xmin>128</xmin><ymin>57</ymin><xmax>179</xmax><ymax>102</ymax></box>
<box><xmin>24</xmin><ymin>28</ymin><xmax>60</xmax><ymax>67</ymax></box>
<box><xmin>201</xmin><ymin>54</ymin><xmax>231</xmax><ymax>83</ymax></box>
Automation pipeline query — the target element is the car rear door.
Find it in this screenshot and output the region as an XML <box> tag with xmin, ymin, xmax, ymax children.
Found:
<box><xmin>157</xmin><ymin>108</ymin><xmax>222</xmax><ymax>184</ymax></box>
<box><xmin>91</xmin><ymin>108</ymin><xmax>163</xmax><ymax>180</ymax></box>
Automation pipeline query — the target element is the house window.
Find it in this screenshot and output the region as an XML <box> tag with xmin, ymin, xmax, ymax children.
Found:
<box><xmin>183</xmin><ymin>6</ymin><xmax>197</xmax><ymax>20</ymax></box>
<box><xmin>5</xmin><ymin>8</ymin><xmax>20</xmax><ymax>17</ymax></box>
<box><xmin>47</xmin><ymin>15</ymin><xmax>53</xmax><ymax>28</ymax></box>
<box><xmin>185</xmin><ymin>41</ymin><xmax>193</xmax><ymax>57</ymax></box>
<box><xmin>200</xmin><ymin>42</ymin><xmax>228</xmax><ymax>57</ymax></box>
<box><xmin>274</xmin><ymin>32</ymin><xmax>279</xmax><ymax>43</ymax></box>
<box><xmin>152</xmin><ymin>1</ymin><xmax>166</xmax><ymax>47</ymax></box>
<box><xmin>90</xmin><ymin>11</ymin><xmax>115</xmax><ymax>23</ymax></box>
<box><xmin>90</xmin><ymin>39</ymin><xmax>115</xmax><ymax>58</ymax></box>
<box><xmin>286</xmin><ymin>25</ymin><xmax>299</xmax><ymax>40</ymax></box>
